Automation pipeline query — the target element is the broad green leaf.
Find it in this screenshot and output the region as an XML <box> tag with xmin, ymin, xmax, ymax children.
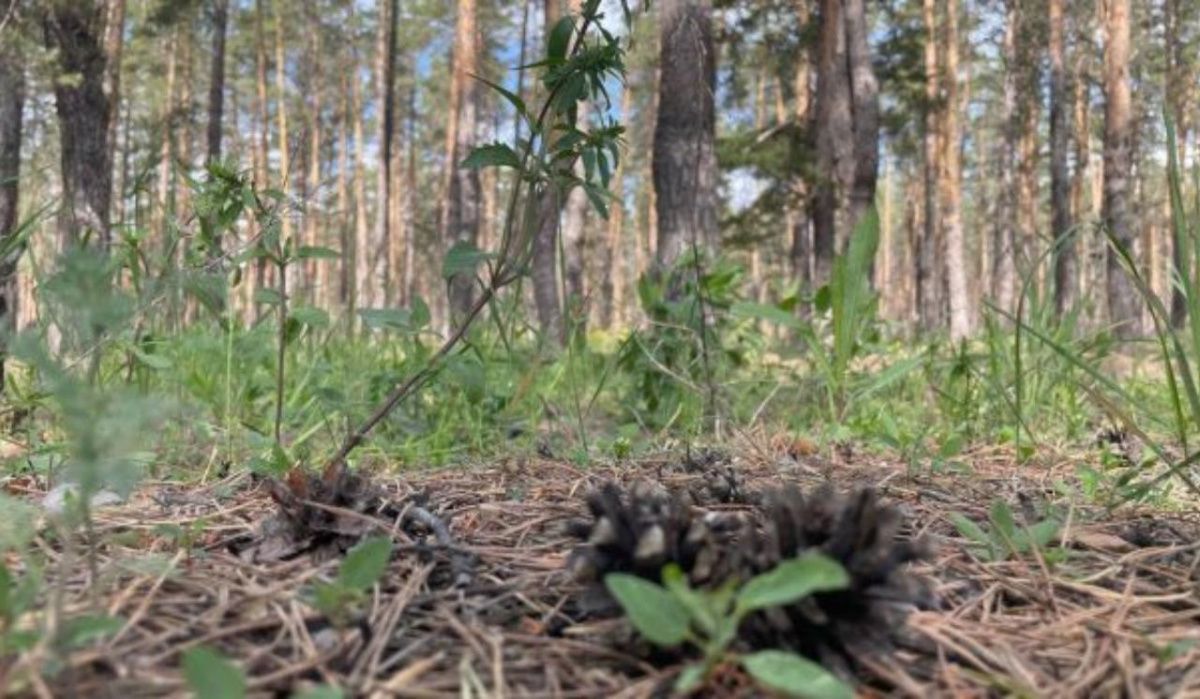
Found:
<box><xmin>462</xmin><ymin>142</ymin><xmax>522</xmax><ymax>170</ymax></box>
<box><xmin>604</xmin><ymin>573</ymin><xmax>690</xmax><ymax>647</ymax></box>
<box><xmin>337</xmin><ymin>536</ymin><xmax>393</xmax><ymax>591</ymax></box>
<box><xmin>254</xmin><ymin>287</ymin><xmax>284</xmax><ymax>306</ymax></box>
<box><xmin>948</xmin><ymin>513</ymin><xmax>991</xmax><ymax>548</ymax></box>
<box><xmin>442</xmin><ymin>241</ymin><xmax>495</xmax><ymax>280</ymax></box>
<box><xmin>410</xmin><ymin>296</ymin><xmax>431</xmax><ymax>329</ymax></box>
<box><xmin>291</xmin><ymin>687</ymin><xmax>345</xmax><ymax>699</ymax></box>
<box><xmin>296</xmin><ymin>245</ymin><xmax>341</xmax><ymax>260</ymax></box>
<box><xmin>731</xmin><ymin>301</ymin><xmax>801</xmax><ymax>328</ymax></box>
<box><xmin>741</xmin><ymin>650</ymin><xmax>853</xmax><ymax>699</ymax></box>
<box><xmin>291</xmin><ymin>306</ymin><xmax>330</xmax><ymax>328</ymax></box>
<box><xmin>60</xmin><ymin>614</ymin><xmax>124</xmax><ymax>649</ymax></box>
<box><xmin>1021</xmin><ymin>519</ymin><xmax>1062</xmax><ymax>552</ymax></box>
<box><xmin>988</xmin><ymin>500</ymin><xmax>1017</xmax><ymax>540</ymax></box>
<box><xmin>359</xmin><ymin>308</ymin><xmax>413</xmax><ymax>332</ymax></box>
<box><xmin>183</xmin><ymin>646</ymin><xmax>246</xmax><ymax>699</ymax></box>
<box><xmin>547</xmin><ymin>16</ymin><xmax>575</xmax><ymax>61</ymax></box>
<box><xmin>674</xmin><ymin>664</ymin><xmax>707</xmax><ymax>694</ymax></box>
<box><xmin>736</xmin><ymin>554</ymin><xmax>849</xmax><ymax>613</ymax></box>
<box><xmin>661</xmin><ymin>564</ymin><xmax>717</xmax><ymax>636</ymax></box>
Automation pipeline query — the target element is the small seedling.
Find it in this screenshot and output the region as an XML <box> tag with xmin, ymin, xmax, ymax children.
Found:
<box><xmin>605</xmin><ymin>553</ymin><xmax>853</xmax><ymax>698</ymax></box>
<box><xmin>183</xmin><ymin>646</ymin><xmax>247</xmax><ymax>699</ymax></box>
<box><xmin>949</xmin><ymin>500</ymin><xmax>1061</xmax><ymax>563</ymax></box>
<box><xmin>309</xmin><ymin>536</ymin><xmax>393</xmax><ymax>626</ymax></box>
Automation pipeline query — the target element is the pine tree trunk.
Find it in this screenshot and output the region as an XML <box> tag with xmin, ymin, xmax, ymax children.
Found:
<box><xmin>442</xmin><ymin>0</ymin><xmax>481</xmax><ymax>324</ymax></box>
<box><xmin>1049</xmin><ymin>0</ymin><xmax>1074</xmax><ymax>315</ymax></box>
<box><xmin>813</xmin><ymin>0</ymin><xmax>851</xmax><ymax>288</ymax></box>
<box><xmin>941</xmin><ymin>0</ymin><xmax>971</xmax><ymax>339</ymax></box>
<box><xmin>532</xmin><ymin>0</ymin><xmax>565</xmax><ymax>344</ymax></box>
<box><xmin>652</xmin><ymin>0</ymin><xmax>718</xmax><ymax>269</ymax></box>
<box><xmin>843</xmin><ymin>0</ymin><xmax>878</xmax><ymax>238</ymax></box>
<box><xmin>335</xmin><ymin>73</ymin><xmax>351</xmax><ymax>313</ymax></box>
<box><xmin>917</xmin><ymin>0</ymin><xmax>941</xmax><ymax>330</ymax></box>
<box><xmin>250</xmin><ymin>0</ymin><xmax>271</xmax><ymax>322</ymax></box>
<box><xmin>1103</xmin><ymin>0</ymin><xmax>1139</xmax><ymax>337</ymax></box>
<box><xmin>0</xmin><ymin>42</ymin><xmax>24</xmax><ymax>390</ymax></box>
<box><xmin>45</xmin><ymin>1</ymin><xmax>118</xmax><ymax>248</ymax></box>
<box><xmin>351</xmin><ymin>57</ymin><xmax>371</xmax><ymax>320</ymax></box>
<box><xmin>991</xmin><ymin>0</ymin><xmax>1018</xmax><ymax>316</ymax></box>
<box><xmin>788</xmin><ymin>1</ymin><xmax>813</xmax><ymax>294</ymax></box>
<box><xmin>207</xmin><ymin>0</ymin><xmax>228</xmax><ymax>164</ymax></box>
<box><xmin>274</xmin><ymin>1</ymin><xmax>292</xmax><ymax>256</ymax></box>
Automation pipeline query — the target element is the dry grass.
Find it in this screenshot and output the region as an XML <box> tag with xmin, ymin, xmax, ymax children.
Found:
<box><xmin>3</xmin><ymin>440</ymin><xmax>1200</xmax><ymax>698</ymax></box>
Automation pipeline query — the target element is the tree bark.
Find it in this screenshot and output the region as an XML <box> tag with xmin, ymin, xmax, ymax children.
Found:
<box><xmin>1103</xmin><ymin>0</ymin><xmax>1138</xmax><ymax>337</ymax></box>
<box><xmin>917</xmin><ymin>0</ymin><xmax>941</xmax><ymax>330</ymax></box>
<box><xmin>0</xmin><ymin>41</ymin><xmax>24</xmax><ymax>390</ymax></box>
<box><xmin>274</xmin><ymin>1</ymin><xmax>292</xmax><ymax>254</ymax></box>
<box><xmin>1049</xmin><ymin>0</ymin><xmax>1074</xmax><ymax>315</ymax></box>
<box><xmin>843</xmin><ymin>0</ymin><xmax>878</xmax><ymax>238</ymax></box>
<box><xmin>813</xmin><ymin>0</ymin><xmax>851</xmax><ymax>288</ymax></box>
<box><xmin>652</xmin><ymin>0</ymin><xmax>718</xmax><ymax>269</ymax></box>
<box><xmin>305</xmin><ymin>0</ymin><xmax>324</xmax><ymax>302</ymax></box>
<box><xmin>442</xmin><ymin>0</ymin><xmax>481</xmax><ymax>323</ymax></box>
<box><xmin>206</xmin><ymin>0</ymin><xmax>228</xmax><ymax>163</ymax></box>
<box><xmin>789</xmin><ymin>0</ymin><xmax>813</xmax><ymax>295</ymax></box>
<box><xmin>941</xmin><ymin>0</ymin><xmax>970</xmax><ymax>339</ymax></box>
<box><xmin>532</xmin><ymin>0</ymin><xmax>564</xmax><ymax>343</ymax></box>
<box><xmin>44</xmin><ymin>1</ymin><xmax>119</xmax><ymax>248</ymax></box>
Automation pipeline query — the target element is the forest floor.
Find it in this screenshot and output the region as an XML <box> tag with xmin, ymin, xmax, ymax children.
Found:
<box><xmin>5</xmin><ymin>438</ymin><xmax>1200</xmax><ymax>698</ymax></box>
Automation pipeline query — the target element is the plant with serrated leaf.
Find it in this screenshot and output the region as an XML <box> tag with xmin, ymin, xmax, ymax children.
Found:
<box><xmin>949</xmin><ymin>500</ymin><xmax>1061</xmax><ymax>563</ymax></box>
<box><xmin>605</xmin><ymin>553</ymin><xmax>854</xmax><ymax>698</ymax></box>
<box><xmin>308</xmin><ymin>536</ymin><xmax>393</xmax><ymax>627</ymax></box>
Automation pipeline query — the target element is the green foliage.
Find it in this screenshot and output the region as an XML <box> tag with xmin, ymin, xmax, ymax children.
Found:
<box><xmin>182</xmin><ymin>646</ymin><xmax>247</xmax><ymax>699</ymax></box>
<box><xmin>605</xmin><ymin>554</ymin><xmax>852</xmax><ymax>697</ymax></box>
<box><xmin>949</xmin><ymin>501</ymin><xmax>1062</xmax><ymax>563</ymax></box>
<box><xmin>310</xmin><ymin>536</ymin><xmax>393</xmax><ymax>625</ymax></box>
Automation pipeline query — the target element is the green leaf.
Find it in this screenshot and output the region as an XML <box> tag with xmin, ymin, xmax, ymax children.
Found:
<box><xmin>291</xmin><ymin>306</ymin><xmax>330</xmax><ymax>328</ymax></box>
<box><xmin>60</xmin><ymin>614</ymin><xmax>124</xmax><ymax>649</ymax></box>
<box><xmin>736</xmin><ymin>554</ymin><xmax>850</xmax><ymax>613</ymax></box>
<box><xmin>336</xmin><ymin>536</ymin><xmax>393</xmax><ymax>592</ymax></box>
<box><xmin>988</xmin><ymin>500</ymin><xmax>1017</xmax><ymax>540</ymax></box>
<box><xmin>182</xmin><ymin>646</ymin><xmax>246</xmax><ymax>699</ymax></box>
<box><xmin>674</xmin><ymin>664</ymin><xmax>707</xmax><ymax>694</ymax></box>
<box><xmin>0</xmin><ymin>494</ymin><xmax>39</xmax><ymax>552</ymax></box>
<box><xmin>470</xmin><ymin>74</ymin><xmax>527</xmax><ymax>120</ymax></box>
<box><xmin>604</xmin><ymin>573</ymin><xmax>690</xmax><ymax>647</ymax></box>
<box><xmin>291</xmin><ymin>686</ymin><xmax>345</xmax><ymax>699</ymax></box>
<box><xmin>410</xmin><ymin>296</ymin><xmax>431</xmax><ymax>329</ymax></box>
<box><xmin>741</xmin><ymin>650</ymin><xmax>853</xmax><ymax>699</ymax></box>
<box><xmin>296</xmin><ymin>245</ymin><xmax>341</xmax><ymax>260</ymax></box>
<box><xmin>948</xmin><ymin>513</ymin><xmax>991</xmax><ymax>548</ymax></box>
<box><xmin>462</xmin><ymin>142</ymin><xmax>522</xmax><ymax>170</ymax></box>
<box><xmin>359</xmin><ymin>308</ymin><xmax>414</xmax><ymax>332</ymax></box>
<box><xmin>131</xmin><ymin>347</ymin><xmax>173</xmax><ymax>370</ymax></box>
<box><xmin>442</xmin><ymin>241</ymin><xmax>495</xmax><ymax>280</ymax></box>
<box><xmin>547</xmin><ymin>16</ymin><xmax>575</xmax><ymax>61</ymax></box>
<box><xmin>1021</xmin><ymin>519</ymin><xmax>1061</xmax><ymax>552</ymax></box>
<box><xmin>731</xmin><ymin>301</ymin><xmax>801</xmax><ymax>328</ymax></box>
<box><xmin>254</xmin><ymin>287</ymin><xmax>284</xmax><ymax>306</ymax></box>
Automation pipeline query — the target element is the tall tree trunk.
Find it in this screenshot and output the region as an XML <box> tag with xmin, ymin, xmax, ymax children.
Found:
<box><xmin>1049</xmin><ymin>0</ymin><xmax>1074</xmax><ymax>314</ymax></box>
<box><xmin>604</xmin><ymin>86</ymin><xmax>631</xmax><ymax>328</ymax></box>
<box><xmin>0</xmin><ymin>42</ymin><xmax>24</xmax><ymax>390</ymax></box>
<box><xmin>44</xmin><ymin>1</ymin><xmax>119</xmax><ymax>248</ymax></box>
<box><xmin>1103</xmin><ymin>0</ymin><xmax>1137</xmax><ymax>337</ymax></box>
<box><xmin>812</xmin><ymin>0</ymin><xmax>851</xmax><ymax>288</ymax></box>
<box><xmin>250</xmin><ymin>0</ymin><xmax>271</xmax><ymax>322</ymax></box>
<box><xmin>532</xmin><ymin>0</ymin><xmax>565</xmax><ymax>343</ymax></box>
<box><xmin>103</xmin><ymin>0</ymin><xmax>126</xmax><ymax>177</ymax></box>
<box><xmin>917</xmin><ymin>0</ymin><xmax>941</xmax><ymax>330</ymax></box>
<box><xmin>274</xmin><ymin>1</ymin><xmax>292</xmax><ymax>253</ymax></box>
<box><xmin>373</xmin><ymin>0</ymin><xmax>396</xmax><ymax>314</ymax></box>
<box><xmin>562</xmin><ymin>101</ymin><xmax>590</xmax><ymax>336</ymax></box>
<box><xmin>653</xmin><ymin>0</ymin><xmax>718</xmax><ymax>270</ymax></box>
<box><xmin>990</xmin><ymin>0</ymin><xmax>1018</xmax><ymax>316</ymax></box>
<box><xmin>335</xmin><ymin>72</ymin><xmax>351</xmax><ymax>313</ymax></box>
<box><xmin>941</xmin><ymin>0</ymin><xmax>970</xmax><ymax>339</ymax></box>
<box><xmin>351</xmin><ymin>55</ymin><xmax>371</xmax><ymax>319</ymax></box>
<box><xmin>207</xmin><ymin>0</ymin><xmax>228</xmax><ymax>163</ymax></box>
<box><xmin>1167</xmin><ymin>0</ymin><xmax>1191</xmax><ymax>327</ymax></box>
<box><xmin>843</xmin><ymin>0</ymin><xmax>878</xmax><ymax>236</ymax></box>
<box><xmin>305</xmin><ymin>1</ymin><xmax>324</xmax><ymax>302</ymax></box>
<box><xmin>442</xmin><ymin>0</ymin><xmax>481</xmax><ymax>323</ymax></box>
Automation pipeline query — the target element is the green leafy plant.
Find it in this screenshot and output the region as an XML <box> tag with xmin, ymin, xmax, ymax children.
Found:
<box><xmin>605</xmin><ymin>553</ymin><xmax>853</xmax><ymax>698</ymax></box>
<box><xmin>182</xmin><ymin>646</ymin><xmax>247</xmax><ymax>699</ymax></box>
<box><xmin>309</xmin><ymin>536</ymin><xmax>393</xmax><ymax>626</ymax></box>
<box><xmin>949</xmin><ymin>500</ymin><xmax>1061</xmax><ymax>562</ymax></box>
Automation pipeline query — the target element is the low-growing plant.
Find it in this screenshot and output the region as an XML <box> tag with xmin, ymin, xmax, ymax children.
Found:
<box><xmin>949</xmin><ymin>500</ymin><xmax>1061</xmax><ymax>563</ymax></box>
<box><xmin>605</xmin><ymin>553</ymin><xmax>853</xmax><ymax>698</ymax></box>
<box><xmin>308</xmin><ymin>536</ymin><xmax>393</xmax><ymax>626</ymax></box>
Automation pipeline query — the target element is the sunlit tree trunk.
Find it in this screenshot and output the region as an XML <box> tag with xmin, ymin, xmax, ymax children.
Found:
<box><xmin>1103</xmin><ymin>0</ymin><xmax>1138</xmax><ymax>337</ymax></box>
<box><xmin>373</xmin><ymin>0</ymin><xmax>397</xmax><ymax>313</ymax></box>
<box><xmin>532</xmin><ymin>0</ymin><xmax>565</xmax><ymax>344</ymax></box>
<box><xmin>273</xmin><ymin>0</ymin><xmax>292</xmax><ymax>263</ymax></box>
<box><xmin>304</xmin><ymin>1</ymin><xmax>324</xmax><ymax>303</ymax></box>
<box><xmin>562</xmin><ymin>97</ymin><xmax>590</xmax><ymax>336</ymax></box>
<box><xmin>442</xmin><ymin>0</ymin><xmax>481</xmax><ymax>324</ymax></box>
<box><xmin>653</xmin><ymin>0</ymin><xmax>718</xmax><ymax>269</ymax></box>
<box><xmin>917</xmin><ymin>0</ymin><xmax>941</xmax><ymax>330</ymax></box>
<box><xmin>941</xmin><ymin>0</ymin><xmax>970</xmax><ymax>339</ymax></box>
<box><xmin>790</xmin><ymin>0</ymin><xmax>813</xmax><ymax>300</ymax></box>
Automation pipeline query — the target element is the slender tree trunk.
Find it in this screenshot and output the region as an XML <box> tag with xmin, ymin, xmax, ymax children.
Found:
<box><xmin>351</xmin><ymin>56</ymin><xmax>371</xmax><ymax>319</ymax></box>
<box><xmin>305</xmin><ymin>1</ymin><xmax>324</xmax><ymax>303</ymax></box>
<box><xmin>335</xmin><ymin>72</ymin><xmax>351</xmax><ymax>313</ymax></box>
<box><xmin>813</xmin><ymin>0</ymin><xmax>851</xmax><ymax>288</ymax></box>
<box><xmin>1167</xmin><ymin>0</ymin><xmax>1190</xmax><ymax>327</ymax></box>
<box><xmin>250</xmin><ymin>0</ymin><xmax>271</xmax><ymax>322</ymax></box>
<box><xmin>442</xmin><ymin>0</ymin><xmax>481</xmax><ymax>324</ymax></box>
<box><xmin>562</xmin><ymin>100</ymin><xmax>590</xmax><ymax>336</ymax></box>
<box><xmin>941</xmin><ymin>0</ymin><xmax>970</xmax><ymax>339</ymax></box>
<box><xmin>652</xmin><ymin>0</ymin><xmax>718</xmax><ymax>269</ymax></box>
<box><xmin>274</xmin><ymin>1</ymin><xmax>292</xmax><ymax>251</ymax></box>
<box><xmin>917</xmin><ymin>0</ymin><xmax>941</xmax><ymax>330</ymax></box>
<box><xmin>373</xmin><ymin>0</ymin><xmax>397</xmax><ymax>314</ymax></box>
<box><xmin>44</xmin><ymin>1</ymin><xmax>119</xmax><ymax>248</ymax></box>
<box><xmin>604</xmin><ymin>86</ymin><xmax>631</xmax><ymax>328</ymax></box>
<box><xmin>1049</xmin><ymin>0</ymin><xmax>1074</xmax><ymax>314</ymax></box>
<box><xmin>789</xmin><ymin>0</ymin><xmax>813</xmax><ymax>294</ymax></box>
<box><xmin>103</xmin><ymin>0</ymin><xmax>126</xmax><ymax>178</ymax></box>
<box><xmin>1103</xmin><ymin>0</ymin><xmax>1138</xmax><ymax>337</ymax></box>
<box><xmin>0</xmin><ymin>42</ymin><xmax>24</xmax><ymax>390</ymax></box>
<box><xmin>207</xmin><ymin>0</ymin><xmax>228</xmax><ymax>163</ymax></box>
<box><xmin>843</xmin><ymin>0</ymin><xmax>879</xmax><ymax>237</ymax></box>
<box><xmin>532</xmin><ymin>0</ymin><xmax>565</xmax><ymax>343</ymax></box>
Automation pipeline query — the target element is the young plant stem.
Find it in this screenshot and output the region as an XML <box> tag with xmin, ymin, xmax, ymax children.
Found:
<box><xmin>274</xmin><ymin>257</ymin><xmax>287</xmax><ymax>447</ymax></box>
